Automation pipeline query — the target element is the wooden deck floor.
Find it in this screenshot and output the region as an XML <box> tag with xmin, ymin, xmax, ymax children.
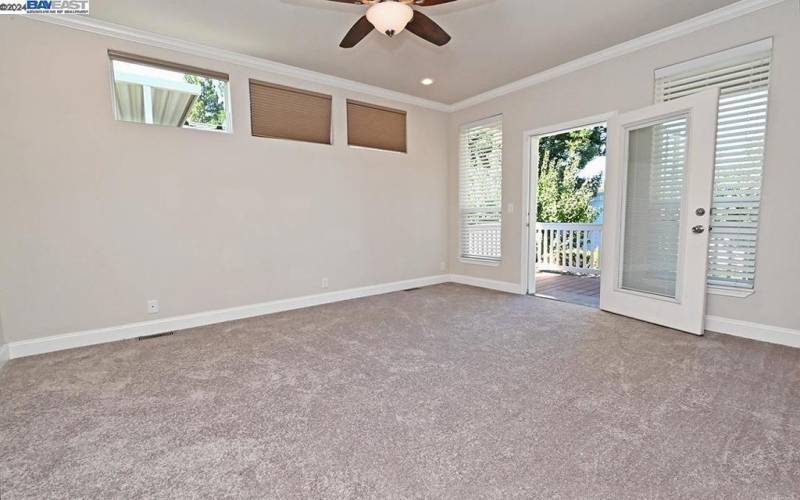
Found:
<box><xmin>534</xmin><ymin>272</ymin><xmax>600</xmax><ymax>308</ymax></box>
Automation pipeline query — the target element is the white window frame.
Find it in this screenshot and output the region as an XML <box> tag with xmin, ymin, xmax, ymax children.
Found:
<box><xmin>654</xmin><ymin>39</ymin><xmax>773</xmax><ymax>297</ymax></box>
<box><xmin>108</xmin><ymin>54</ymin><xmax>233</xmax><ymax>134</ymax></box>
<box><xmin>458</xmin><ymin>115</ymin><xmax>504</xmax><ymax>265</ymax></box>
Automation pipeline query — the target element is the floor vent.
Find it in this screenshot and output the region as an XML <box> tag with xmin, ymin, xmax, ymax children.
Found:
<box><xmin>137</xmin><ymin>331</ymin><xmax>175</xmax><ymax>341</ymax></box>
<box><xmin>403</xmin><ymin>287</ymin><xmax>421</xmax><ymax>292</ymax></box>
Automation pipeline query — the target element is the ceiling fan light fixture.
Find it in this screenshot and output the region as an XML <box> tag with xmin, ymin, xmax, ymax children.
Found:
<box><xmin>366</xmin><ymin>1</ymin><xmax>414</xmax><ymax>38</ymax></box>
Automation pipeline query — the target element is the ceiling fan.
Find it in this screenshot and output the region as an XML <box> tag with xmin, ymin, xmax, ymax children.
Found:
<box><xmin>328</xmin><ymin>0</ymin><xmax>456</xmax><ymax>48</ymax></box>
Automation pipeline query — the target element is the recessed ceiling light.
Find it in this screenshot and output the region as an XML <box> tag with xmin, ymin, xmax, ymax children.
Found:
<box><xmin>420</xmin><ymin>78</ymin><xmax>435</xmax><ymax>86</ymax></box>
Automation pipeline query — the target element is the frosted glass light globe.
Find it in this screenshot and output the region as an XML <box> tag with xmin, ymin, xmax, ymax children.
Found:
<box><xmin>366</xmin><ymin>2</ymin><xmax>414</xmax><ymax>37</ymax></box>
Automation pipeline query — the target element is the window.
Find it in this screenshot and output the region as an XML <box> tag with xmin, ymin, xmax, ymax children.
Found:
<box><xmin>109</xmin><ymin>51</ymin><xmax>230</xmax><ymax>132</ymax></box>
<box><xmin>655</xmin><ymin>39</ymin><xmax>772</xmax><ymax>290</ymax></box>
<box><xmin>249</xmin><ymin>80</ymin><xmax>332</xmax><ymax>144</ymax></box>
<box><xmin>459</xmin><ymin>115</ymin><xmax>503</xmax><ymax>262</ymax></box>
<box><xmin>346</xmin><ymin>100</ymin><xmax>407</xmax><ymax>153</ymax></box>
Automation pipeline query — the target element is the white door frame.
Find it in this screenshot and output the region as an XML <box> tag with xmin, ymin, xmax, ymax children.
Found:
<box><xmin>520</xmin><ymin>112</ymin><xmax>616</xmax><ymax>295</ymax></box>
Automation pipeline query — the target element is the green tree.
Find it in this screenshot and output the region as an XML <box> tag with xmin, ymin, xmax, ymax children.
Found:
<box><xmin>537</xmin><ymin>151</ymin><xmax>598</xmax><ymax>223</ymax></box>
<box><xmin>538</xmin><ymin>126</ymin><xmax>606</xmax><ymax>171</ymax></box>
<box><xmin>536</xmin><ymin>126</ymin><xmax>605</xmax><ymax>223</ymax></box>
<box><xmin>184</xmin><ymin>75</ymin><xmax>226</xmax><ymax>127</ymax></box>
<box><xmin>538</xmin><ymin>126</ymin><xmax>606</xmax><ymax>197</ymax></box>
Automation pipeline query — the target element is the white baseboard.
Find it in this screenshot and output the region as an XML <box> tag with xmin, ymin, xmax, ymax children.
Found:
<box><xmin>0</xmin><ymin>344</ymin><xmax>9</xmax><ymax>371</ymax></box>
<box><xmin>705</xmin><ymin>315</ymin><xmax>800</xmax><ymax>349</ymax></box>
<box><xmin>6</xmin><ymin>275</ymin><xmax>796</xmax><ymax>360</ymax></box>
<box><xmin>7</xmin><ymin>274</ymin><xmax>450</xmax><ymax>359</ymax></box>
<box><xmin>448</xmin><ymin>274</ymin><xmax>525</xmax><ymax>295</ymax></box>
<box><xmin>448</xmin><ymin>275</ymin><xmax>800</xmax><ymax>350</ymax></box>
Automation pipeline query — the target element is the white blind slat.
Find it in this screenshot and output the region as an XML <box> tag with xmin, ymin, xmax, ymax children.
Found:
<box><xmin>655</xmin><ymin>46</ymin><xmax>771</xmax><ymax>289</ymax></box>
<box><xmin>459</xmin><ymin>116</ymin><xmax>503</xmax><ymax>261</ymax></box>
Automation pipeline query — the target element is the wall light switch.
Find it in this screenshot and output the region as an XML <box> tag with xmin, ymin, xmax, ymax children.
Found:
<box><xmin>507</xmin><ymin>203</ymin><xmax>515</xmax><ymax>213</ymax></box>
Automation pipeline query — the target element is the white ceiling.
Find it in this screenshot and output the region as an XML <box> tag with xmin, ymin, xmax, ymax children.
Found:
<box><xmin>89</xmin><ymin>0</ymin><xmax>741</xmax><ymax>104</ymax></box>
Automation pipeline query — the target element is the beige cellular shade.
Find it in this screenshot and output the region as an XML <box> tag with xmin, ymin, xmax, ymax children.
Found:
<box><xmin>249</xmin><ymin>80</ymin><xmax>332</xmax><ymax>145</ymax></box>
<box><xmin>346</xmin><ymin>100</ymin><xmax>407</xmax><ymax>153</ymax></box>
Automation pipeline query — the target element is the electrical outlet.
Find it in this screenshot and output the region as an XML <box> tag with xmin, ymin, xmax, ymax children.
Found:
<box><xmin>147</xmin><ymin>300</ymin><xmax>160</xmax><ymax>314</ymax></box>
<box><xmin>321</xmin><ymin>278</ymin><xmax>329</xmax><ymax>289</ymax></box>
<box><xmin>440</xmin><ymin>261</ymin><xmax>446</xmax><ymax>272</ymax></box>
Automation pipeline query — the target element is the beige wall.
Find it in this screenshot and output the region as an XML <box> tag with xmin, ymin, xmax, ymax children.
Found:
<box><xmin>0</xmin><ymin>18</ymin><xmax>449</xmax><ymax>343</ymax></box>
<box><xmin>448</xmin><ymin>1</ymin><xmax>800</xmax><ymax>330</ymax></box>
<box><xmin>1</xmin><ymin>3</ymin><xmax>798</xmax><ymax>347</ymax></box>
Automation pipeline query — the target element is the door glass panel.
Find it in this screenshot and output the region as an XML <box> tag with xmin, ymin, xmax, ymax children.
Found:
<box><xmin>621</xmin><ymin>116</ymin><xmax>689</xmax><ymax>298</ymax></box>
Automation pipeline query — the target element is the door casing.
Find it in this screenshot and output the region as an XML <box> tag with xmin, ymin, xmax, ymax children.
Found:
<box><xmin>521</xmin><ymin>113</ymin><xmax>615</xmax><ymax>295</ymax></box>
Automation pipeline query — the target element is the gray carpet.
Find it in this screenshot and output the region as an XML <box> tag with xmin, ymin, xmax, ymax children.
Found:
<box><xmin>1</xmin><ymin>284</ymin><xmax>799</xmax><ymax>499</ymax></box>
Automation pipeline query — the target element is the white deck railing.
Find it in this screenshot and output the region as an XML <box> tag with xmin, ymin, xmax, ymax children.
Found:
<box><xmin>535</xmin><ymin>223</ymin><xmax>602</xmax><ymax>275</ymax></box>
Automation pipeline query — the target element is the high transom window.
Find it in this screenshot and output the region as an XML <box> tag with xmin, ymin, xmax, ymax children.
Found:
<box><xmin>109</xmin><ymin>51</ymin><xmax>231</xmax><ymax>132</ymax></box>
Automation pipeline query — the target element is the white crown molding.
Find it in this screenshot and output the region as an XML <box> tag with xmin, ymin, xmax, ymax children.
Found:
<box><xmin>21</xmin><ymin>0</ymin><xmax>784</xmax><ymax>114</ymax></box>
<box><xmin>22</xmin><ymin>14</ymin><xmax>452</xmax><ymax>113</ymax></box>
<box><xmin>7</xmin><ymin>275</ymin><xmax>450</xmax><ymax>359</ymax></box>
<box><xmin>448</xmin><ymin>0</ymin><xmax>786</xmax><ymax>111</ymax></box>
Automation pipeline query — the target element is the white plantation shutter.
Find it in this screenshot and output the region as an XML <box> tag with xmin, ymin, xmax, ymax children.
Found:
<box><xmin>655</xmin><ymin>40</ymin><xmax>772</xmax><ymax>289</ymax></box>
<box><xmin>459</xmin><ymin>116</ymin><xmax>503</xmax><ymax>261</ymax></box>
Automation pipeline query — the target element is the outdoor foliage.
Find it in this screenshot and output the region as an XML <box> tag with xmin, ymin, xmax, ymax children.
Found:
<box><xmin>184</xmin><ymin>75</ymin><xmax>226</xmax><ymax>128</ymax></box>
<box><xmin>538</xmin><ymin>126</ymin><xmax>606</xmax><ymax>176</ymax></box>
<box><xmin>537</xmin><ymin>126</ymin><xmax>606</xmax><ymax>223</ymax></box>
<box><xmin>537</xmin><ymin>151</ymin><xmax>598</xmax><ymax>223</ymax></box>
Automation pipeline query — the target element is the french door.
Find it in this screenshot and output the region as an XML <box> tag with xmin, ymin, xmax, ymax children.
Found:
<box><xmin>600</xmin><ymin>89</ymin><xmax>719</xmax><ymax>335</ymax></box>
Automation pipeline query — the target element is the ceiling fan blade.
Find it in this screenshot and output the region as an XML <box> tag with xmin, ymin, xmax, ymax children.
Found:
<box><xmin>405</xmin><ymin>10</ymin><xmax>451</xmax><ymax>46</ymax></box>
<box><xmin>340</xmin><ymin>15</ymin><xmax>374</xmax><ymax>48</ymax></box>
<box><xmin>412</xmin><ymin>0</ymin><xmax>457</xmax><ymax>6</ymax></box>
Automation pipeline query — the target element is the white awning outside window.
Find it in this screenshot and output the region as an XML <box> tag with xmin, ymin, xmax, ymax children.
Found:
<box><xmin>113</xmin><ymin>70</ymin><xmax>201</xmax><ymax>127</ymax></box>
